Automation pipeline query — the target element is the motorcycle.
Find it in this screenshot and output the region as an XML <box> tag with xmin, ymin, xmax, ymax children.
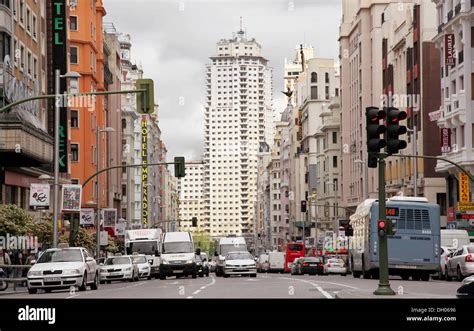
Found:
<box><xmin>0</xmin><ymin>268</ymin><xmax>8</xmax><ymax>291</ymax></box>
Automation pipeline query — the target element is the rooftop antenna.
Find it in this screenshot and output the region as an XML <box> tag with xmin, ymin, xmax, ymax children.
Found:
<box><xmin>238</xmin><ymin>16</ymin><xmax>245</xmax><ymax>39</ymax></box>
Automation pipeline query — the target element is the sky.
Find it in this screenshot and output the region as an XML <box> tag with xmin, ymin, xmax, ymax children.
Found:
<box><xmin>103</xmin><ymin>0</ymin><xmax>342</xmax><ymax>161</ymax></box>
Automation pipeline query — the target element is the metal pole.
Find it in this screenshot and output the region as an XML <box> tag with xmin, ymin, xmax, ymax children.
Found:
<box><xmin>364</xmin><ymin>164</ymin><xmax>369</xmax><ymax>199</ymax></box>
<box><xmin>96</xmin><ymin>127</ymin><xmax>101</xmax><ymax>259</ymax></box>
<box><xmin>374</xmin><ymin>156</ymin><xmax>395</xmax><ymax>295</ymax></box>
<box><xmin>53</xmin><ymin>70</ymin><xmax>60</xmax><ymax>248</ymax></box>
<box><xmin>127</xmin><ymin>166</ymin><xmax>132</xmax><ymax>230</ymax></box>
<box><xmin>413</xmin><ymin>123</ymin><xmax>418</xmax><ymax>197</ymax></box>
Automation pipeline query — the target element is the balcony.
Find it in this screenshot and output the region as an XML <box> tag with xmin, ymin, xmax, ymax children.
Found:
<box><xmin>447</xmin><ymin>10</ymin><xmax>453</xmax><ymax>21</ymax></box>
<box><xmin>0</xmin><ymin>113</ymin><xmax>53</xmax><ymax>167</ymax></box>
<box><xmin>455</xmin><ymin>3</ymin><xmax>461</xmax><ymax>15</ymax></box>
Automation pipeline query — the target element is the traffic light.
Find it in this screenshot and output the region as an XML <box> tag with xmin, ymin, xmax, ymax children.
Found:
<box><xmin>174</xmin><ymin>156</ymin><xmax>185</xmax><ymax>178</ymax></box>
<box><xmin>191</xmin><ymin>217</ymin><xmax>198</xmax><ymax>227</ymax></box>
<box><xmin>136</xmin><ymin>79</ymin><xmax>155</xmax><ymax>114</ymax></box>
<box><xmin>378</xmin><ymin>219</ymin><xmax>387</xmax><ymax>237</ymax></box>
<box><xmin>385</xmin><ymin>107</ymin><xmax>407</xmax><ymax>155</ymax></box>
<box><xmin>387</xmin><ymin>219</ymin><xmax>396</xmax><ymax>236</ymax></box>
<box><xmin>366</xmin><ymin>107</ymin><xmax>387</xmax><ymax>168</ymax></box>
<box><xmin>301</xmin><ymin>200</ymin><xmax>307</xmax><ymax>213</ymax></box>
<box><xmin>345</xmin><ymin>224</ymin><xmax>354</xmax><ymax>237</ymax></box>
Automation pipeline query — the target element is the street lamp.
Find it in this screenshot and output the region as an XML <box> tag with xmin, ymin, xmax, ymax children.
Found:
<box><xmin>53</xmin><ymin>71</ymin><xmax>81</xmax><ymax>248</ymax></box>
<box><xmin>96</xmin><ymin>126</ymin><xmax>115</xmax><ymax>258</ymax></box>
<box><xmin>355</xmin><ymin>159</ymin><xmax>369</xmax><ymax>199</ymax></box>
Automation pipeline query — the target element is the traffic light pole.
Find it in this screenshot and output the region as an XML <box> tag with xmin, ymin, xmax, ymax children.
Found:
<box><xmin>374</xmin><ymin>155</ymin><xmax>395</xmax><ymax>296</ymax></box>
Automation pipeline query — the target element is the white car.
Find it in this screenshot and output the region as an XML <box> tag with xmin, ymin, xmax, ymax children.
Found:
<box><xmin>323</xmin><ymin>258</ymin><xmax>347</xmax><ymax>275</ymax></box>
<box><xmin>223</xmin><ymin>251</ymin><xmax>257</xmax><ymax>278</ymax></box>
<box><xmin>27</xmin><ymin>247</ymin><xmax>99</xmax><ymax>294</ymax></box>
<box><xmin>438</xmin><ymin>246</ymin><xmax>456</xmax><ymax>280</ymax></box>
<box><xmin>130</xmin><ymin>254</ymin><xmax>152</xmax><ymax>280</ymax></box>
<box><xmin>99</xmin><ymin>256</ymin><xmax>139</xmax><ymax>283</ymax></box>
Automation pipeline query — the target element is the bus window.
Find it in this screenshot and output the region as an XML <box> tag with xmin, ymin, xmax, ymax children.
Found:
<box><xmin>288</xmin><ymin>244</ymin><xmax>303</xmax><ymax>251</ymax></box>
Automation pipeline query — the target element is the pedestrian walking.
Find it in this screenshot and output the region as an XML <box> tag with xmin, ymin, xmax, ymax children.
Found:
<box><xmin>0</xmin><ymin>248</ymin><xmax>11</xmax><ymax>277</ymax></box>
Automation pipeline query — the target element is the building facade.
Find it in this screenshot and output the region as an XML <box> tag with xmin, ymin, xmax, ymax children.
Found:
<box><xmin>203</xmin><ymin>29</ymin><xmax>274</xmax><ymax>239</ymax></box>
<box><xmin>178</xmin><ymin>162</ymin><xmax>205</xmax><ymax>232</ymax></box>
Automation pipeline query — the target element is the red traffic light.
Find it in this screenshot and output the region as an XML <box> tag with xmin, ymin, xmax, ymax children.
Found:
<box><xmin>378</xmin><ymin>220</ymin><xmax>386</xmax><ymax>229</ymax></box>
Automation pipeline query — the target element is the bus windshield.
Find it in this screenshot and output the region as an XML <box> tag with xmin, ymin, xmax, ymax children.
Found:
<box><xmin>287</xmin><ymin>244</ymin><xmax>303</xmax><ymax>252</ymax></box>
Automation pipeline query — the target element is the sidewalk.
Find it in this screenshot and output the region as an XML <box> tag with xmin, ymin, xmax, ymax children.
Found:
<box><xmin>0</xmin><ymin>284</ymin><xmax>28</xmax><ymax>296</ymax></box>
<box><xmin>335</xmin><ymin>288</ymin><xmax>456</xmax><ymax>299</ymax></box>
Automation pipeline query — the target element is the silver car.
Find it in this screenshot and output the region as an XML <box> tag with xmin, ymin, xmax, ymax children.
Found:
<box><xmin>223</xmin><ymin>251</ymin><xmax>257</xmax><ymax>278</ymax></box>
<box><xmin>445</xmin><ymin>245</ymin><xmax>474</xmax><ymax>281</ymax></box>
<box><xmin>99</xmin><ymin>256</ymin><xmax>139</xmax><ymax>283</ymax></box>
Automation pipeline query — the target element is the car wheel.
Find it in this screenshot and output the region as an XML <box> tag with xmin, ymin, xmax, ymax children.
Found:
<box><xmin>90</xmin><ymin>273</ymin><xmax>99</xmax><ymax>290</ymax></box>
<box><xmin>107</xmin><ymin>281</ymin><xmax>111</xmax><ymax>284</ymax></box>
<box><xmin>401</xmin><ymin>274</ymin><xmax>409</xmax><ymax>281</ymax></box>
<box><xmin>28</xmin><ymin>288</ymin><xmax>37</xmax><ymax>294</ymax></box>
<box><xmin>159</xmin><ymin>274</ymin><xmax>166</xmax><ymax>280</ymax></box>
<box><xmin>445</xmin><ymin>268</ymin><xmax>452</xmax><ymax>281</ymax></box>
<box><xmin>192</xmin><ymin>273</ymin><xmax>197</xmax><ymax>279</ymax></box>
<box><xmin>100</xmin><ymin>280</ymin><xmax>105</xmax><ymax>285</ymax></box>
<box><xmin>147</xmin><ymin>275</ymin><xmax>152</xmax><ymax>280</ymax></box>
<box><xmin>457</xmin><ymin>266</ymin><xmax>464</xmax><ymax>282</ymax></box>
<box><xmin>206</xmin><ymin>271</ymin><xmax>209</xmax><ymax>277</ymax></box>
<box><xmin>412</xmin><ymin>274</ymin><xmax>421</xmax><ymax>281</ymax></box>
<box><xmin>250</xmin><ymin>274</ymin><xmax>257</xmax><ymax>278</ymax></box>
<box><xmin>421</xmin><ymin>273</ymin><xmax>430</xmax><ymax>282</ymax></box>
<box><xmin>223</xmin><ymin>273</ymin><xmax>230</xmax><ymax>278</ymax></box>
<box><xmin>362</xmin><ymin>261</ymin><xmax>370</xmax><ymax>279</ymax></box>
<box><xmin>78</xmin><ymin>273</ymin><xmax>87</xmax><ymax>291</ymax></box>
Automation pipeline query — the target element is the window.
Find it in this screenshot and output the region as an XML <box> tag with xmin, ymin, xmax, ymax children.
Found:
<box><xmin>436</xmin><ymin>193</ymin><xmax>447</xmax><ymax>216</ymax></box>
<box><xmin>70</xmin><ymin>46</ymin><xmax>78</xmax><ymax>64</ymax></box>
<box><xmin>333</xmin><ymin>156</ymin><xmax>338</xmax><ymax>168</ymax></box>
<box><xmin>71</xmin><ymin>110</ymin><xmax>79</xmax><ymax>128</ymax></box>
<box><xmin>71</xmin><ymin>144</ymin><xmax>79</xmax><ymax>161</ymax></box>
<box><xmin>70</xmin><ymin>16</ymin><xmax>78</xmax><ymax>31</ymax></box>
<box><xmin>122</xmin><ymin>184</ymin><xmax>127</xmax><ymax>197</ymax></box>
<box><xmin>311</xmin><ymin>72</ymin><xmax>317</xmax><ymax>83</ymax></box>
<box><xmin>19</xmin><ymin>0</ymin><xmax>24</xmax><ymax>25</ymax></box>
<box><xmin>32</xmin><ymin>14</ymin><xmax>37</xmax><ymax>39</ymax></box>
<box><xmin>310</xmin><ymin>86</ymin><xmax>318</xmax><ymax>100</ymax></box>
<box><xmin>26</xmin><ymin>7</ymin><xmax>30</xmax><ymax>32</ymax></box>
<box><xmin>0</xmin><ymin>32</ymin><xmax>11</xmax><ymax>61</ymax></box>
<box><xmin>325</xmin><ymin>72</ymin><xmax>330</xmax><ymax>83</ymax></box>
<box><xmin>332</xmin><ymin>131</ymin><xmax>337</xmax><ymax>144</ymax></box>
<box><xmin>71</xmin><ymin>179</ymin><xmax>79</xmax><ymax>185</ymax></box>
<box><xmin>33</xmin><ymin>57</ymin><xmax>37</xmax><ymax>78</ymax></box>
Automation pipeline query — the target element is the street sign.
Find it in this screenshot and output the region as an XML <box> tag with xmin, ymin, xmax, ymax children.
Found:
<box><xmin>80</xmin><ymin>209</ymin><xmax>95</xmax><ymax>226</ymax></box>
<box><xmin>29</xmin><ymin>184</ymin><xmax>50</xmax><ymax>209</ymax></box>
<box><xmin>102</xmin><ymin>209</ymin><xmax>117</xmax><ymax>227</ymax></box>
<box><xmin>100</xmin><ymin>231</ymin><xmax>109</xmax><ymax>246</ymax></box>
<box><xmin>61</xmin><ymin>185</ymin><xmax>82</xmax><ymax>212</ymax></box>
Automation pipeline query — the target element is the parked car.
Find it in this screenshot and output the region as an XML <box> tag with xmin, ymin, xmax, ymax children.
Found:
<box><xmin>223</xmin><ymin>251</ymin><xmax>257</xmax><ymax>278</ymax></box>
<box><xmin>324</xmin><ymin>258</ymin><xmax>347</xmax><ymax>275</ymax></box>
<box><xmin>457</xmin><ymin>275</ymin><xmax>474</xmax><ymax>298</ymax></box>
<box><xmin>291</xmin><ymin>257</ymin><xmax>324</xmax><ymax>275</ymax></box>
<box><xmin>27</xmin><ymin>247</ymin><xmax>99</xmax><ymax>294</ymax></box>
<box><xmin>130</xmin><ymin>254</ymin><xmax>152</xmax><ymax>280</ymax></box>
<box><xmin>196</xmin><ymin>254</ymin><xmax>210</xmax><ymax>277</ymax></box>
<box><xmin>99</xmin><ymin>255</ymin><xmax>139</xmax><ymax>284</ymax></box>
<box><xmin>445</xmin><ymin>245</ymin><xmax>474</xmax><ymax>281</ymax></box>
<box><xmin>436</xmin><ymin>246</ymin><xmax>456</xmax><ymax>280</ymax></box>
<box><xmin>257</xmin><ymin>254</ymin><xmax>269</xmax><ymax>273</ymax></box>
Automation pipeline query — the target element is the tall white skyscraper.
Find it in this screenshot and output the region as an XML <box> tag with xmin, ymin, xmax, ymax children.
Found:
<box><xmin>203</xmin><ymin>29</ymin><xmax>274</xmax><ymax>239</ymax></box>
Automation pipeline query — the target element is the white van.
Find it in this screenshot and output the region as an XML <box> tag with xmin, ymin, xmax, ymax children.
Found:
<box><xmin>159</xmin><ymin>232</ymin><xmax>197</xmax><ymax>279</ymax></box>
<box><xmin>267</xmin><ymin>251</ymin><xmax>285</xmax><ymax>273</ymax></box>
<box><xmin>441</xmin><ymin>229</ymin><xmax>470</xmax><ymax>249</ymax></box>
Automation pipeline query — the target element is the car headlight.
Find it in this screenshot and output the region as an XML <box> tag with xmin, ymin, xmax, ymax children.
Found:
<box><xmin>28</xmin><ymin>270</ymin><xmax>42</xmax><ymax>277</ymax></box>
<box><xmin>186</xmin><ymin>260</ymin><xmax>193</xmax><ymax>264</ymax></box>
<box><xmin>63</xmin><ymin>269</ymin><xmax>81</xmax><ymax>275</ymax></box>
<box><xmin>125</xmin><ymin>267</ymin><xmax>132</xmax><ymax>271</ymax></box>
<box><xmin>162</xmin><ymin>259</ymin><xmax>169</xmax><ymax>265</ymax></box>
<box><xmin>100</xmin><ymin>269</ymin><xmax>108</xmax><ymax>274</ymax></box>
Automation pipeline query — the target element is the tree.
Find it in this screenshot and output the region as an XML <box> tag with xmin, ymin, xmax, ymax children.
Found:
<box><xmin>192</xmin><ymin>230</ymin><xmax>217</xmax><ymax>256</ymax></box>
<box><xmin>60</xmin><ymin>227</ymin><xmax>94</xmax><ymax>251</ymax></box>
<box><xmin>0</xmin><ymin>204</ymin><xmax>34</xmax><ymax>236</ymax></box>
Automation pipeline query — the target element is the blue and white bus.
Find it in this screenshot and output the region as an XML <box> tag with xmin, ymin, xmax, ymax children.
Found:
<box><xmin>349</xmin><ymin>197</ymin><xmax>440</xmax><ymax>281</ymax></box>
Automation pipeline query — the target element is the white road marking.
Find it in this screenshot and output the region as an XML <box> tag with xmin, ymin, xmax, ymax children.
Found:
<box><xmin>186</xmin><ymin>296</ymin><xmax>193</xmax><ymax>299</ymax></box>
<box><xmin>314</xmin><ymin>280</ymin><xmax>358</xmax><ymax>290</ymax></box>
<box><xmin>281</xmin><ymin>277</ymin><xmax>334</xmax><ymax>299</ymax></box>
<box><xmin>193</xmin><ymin>290</ymin><xmax>201</xmax><ymax>295</ymax></box>
<box><xmin>66</xmin><ymin>294</ymin><xmax>80</xmax><ymax>299</ymax></box>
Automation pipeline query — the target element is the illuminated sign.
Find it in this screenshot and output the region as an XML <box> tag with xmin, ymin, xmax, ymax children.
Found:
<box><xmin>459</xmin><ymin>172</ymin><xmax>470</xmax><ymax>203</ymax></box>
<box><xmin>445</xmin><ymin>34</ymin><xmax>455</xmax><ymax>67</ymax></box>
<box><xmin>386</xmin><ymin>207</ymin><xmax>399</xmax><ymax>217</ymax></box>
<box><xmin>141</xmin><ymin>119</ymin><xmax>148</xmax><ymax>226</ymax></box>
<box><xmin>52</xmin><ymin>0</ymin><xmax>68</xmax><ymax>173</ymax></box>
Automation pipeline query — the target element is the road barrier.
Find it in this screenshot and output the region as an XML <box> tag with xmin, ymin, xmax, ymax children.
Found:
<box><xmin>0</xmin><ymin>264</ymin><xmax>32</xmax><ymax>292</ymax></box>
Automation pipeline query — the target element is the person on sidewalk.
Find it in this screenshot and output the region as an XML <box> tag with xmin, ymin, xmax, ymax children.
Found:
<box><xmin>0</xmin><ymin>248</ymin><xmax>11</xmax><ymax>277</ymax></box>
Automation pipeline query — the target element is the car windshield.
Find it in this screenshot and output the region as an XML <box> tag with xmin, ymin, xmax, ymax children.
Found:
<box><xmin>220</xmin><ymin>244</ymin><xmax>247</xmax><ymax>255</ymax></box>
<box><xmin>129</xmin><ymin>241</ymin><xmax>159</xmax><ymax>255</ymax></box>
<box><xmin>163</xmin><ymin>242</ymin><xmax>194</xmax><ymax>254</ymax></box>
<box><xmin>328</xmin><ymin>259</ymin><xmax>342</xmax><ymax>263</ymax></box>
<box><xmin>132</xmin><ymin>256</ymin><xmax>147</xmax><ymax>263</ymax></box>
<box><xmin>105</xmin><ymin>257</ymin><xmax>131</xmax><ymax>265</ymax></box>
<box><xmin>466</xmin><ymin>247</ymin><xmax>474</xmax><ymax>254</ymax></box>
<box><xmin>288</xmin><ymin>244</ymin><xmax>303</xmax><ymax>252</ymax></box>
<box><xmin>227</xmin><ymin>252</ymin><xmax>253</xmax><ymax>260</ymax></box>
<box><xmin>37</xmin><ymin>249</ymin><xmax>83</xmax><ymax>263</ymax></box>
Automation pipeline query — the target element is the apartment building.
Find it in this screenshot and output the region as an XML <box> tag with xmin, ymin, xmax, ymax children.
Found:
<box><xmin>178</xmin><ymin>162</ymin><xmax>205</xmax><ymax>232</ymax></box>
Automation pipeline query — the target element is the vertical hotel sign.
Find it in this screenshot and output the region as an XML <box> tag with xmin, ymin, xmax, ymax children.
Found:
<box><xmin>142</xmin><ymin>117</ymin><xmax>148</xmax><ymax>226</ymax></box>
<box><xmin>52</xmin><ymin>0</ymin><xmax>68</xmax><ymax>172</ymax></box>
<box><xmin>459</xmin><ymin>172</ymin><xmax>470</xmax><ymax>203</ymax></box>
<box><xmin>445</xmin><ymin>34</ymin><xmax>455</xmax><ymax>67</ymax></box>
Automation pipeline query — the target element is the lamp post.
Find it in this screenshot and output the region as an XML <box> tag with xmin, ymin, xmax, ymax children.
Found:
<box><xmin>355</xmin><ymin>159</ymin><xmax>368</xmax><ymax>199</ymax></box>
<box><xmin>96</xmin><ymin>126</ymin><xmax>115</xmax><ymax>258</ymax></box>
<box><xmin>53</xmin><ymin>71</ymin><xmax>81</xmax><ymax>248</ymax></box>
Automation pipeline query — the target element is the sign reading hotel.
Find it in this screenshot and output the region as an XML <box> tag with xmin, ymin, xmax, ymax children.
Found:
<box><xmin>445</xmin><ymin>34</ymin><xmax>456</xmax><ymax>66</ymax></box>
<box><xmin>141</xmin><ymin>118</ymin><xmax>148</xmax><ymax>226</ymax></box>
<box><xmin>440</xmin><ymin>128</ymin><xmax>451</xmax><ymax>153</ymax></box>
<box><xmin>459</xmin><ymin>172</ymin><xmax>470</xmax><ymax>203</ymax></box>
<box><xmin>52</xmin><ymin>0</ymin><xmax>69</xmax><ymax>173</ymax></box>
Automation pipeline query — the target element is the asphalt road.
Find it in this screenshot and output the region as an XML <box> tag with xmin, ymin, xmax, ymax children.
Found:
<box><xmin>2</xmin><ymin>273</ymin><xmax>461</xmax><ymax>299</ymax></box>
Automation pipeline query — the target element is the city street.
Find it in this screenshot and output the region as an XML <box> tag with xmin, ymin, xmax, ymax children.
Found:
<box><xmin>3</xmin><ymin>274</ymin><xmax>460</xmax><ymax>299</ymax></box>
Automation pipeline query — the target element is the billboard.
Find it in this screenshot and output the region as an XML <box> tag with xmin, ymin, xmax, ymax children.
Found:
<box><xmin>80</xmin><ymin>209</ymin><xmax>95</xmax><ymax>226</ymax></box>
<box><xmin>459</xmin><ymin>172</ymin><xmax>470</xmax><ymax>203</ymax></box>
<box><xmin>102</xmin><ymin>208</ymin><xmax>117</xmax><ymax>228</ymax></box>
<box><xmin>29</xmin><ymin>184</ymin><xmax>50</xmax><ymax>209</ymax></box>
<box><xmin>61</xmin><ymin>185</ymin><xmax>82</xmax><ymax>212</ymax></box>
<box><xmin>445</xmin><ymin>34</ymin><xmax>455</xmax><ymax>66</ymax></box>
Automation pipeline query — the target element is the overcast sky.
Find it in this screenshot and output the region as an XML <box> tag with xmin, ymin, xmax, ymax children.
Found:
<box><xmin>103</xmin><ymin>0</ymin><xmax>342</xmax><ymax>161</ymax></box>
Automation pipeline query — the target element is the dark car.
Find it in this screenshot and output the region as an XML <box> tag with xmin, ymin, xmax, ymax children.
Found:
<box><xmin>457</xmin><ymin>276</ymin><xmax>474</xmax><ymax>298</ymax></box>
<box><xmin>196</xmin><ymin>254</ymin><xmax>210</xmax><ymax>277</ymax></box>
<box><xmin>291</xmin><ymin>257</ymin><xmax>324</xmax><ymax>275</ymax></box>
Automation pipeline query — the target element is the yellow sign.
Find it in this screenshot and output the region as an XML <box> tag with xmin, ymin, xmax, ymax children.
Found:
<box><xmin>459</xmin><ymin>172</ymin><xmax>470</xmax><ymax>202</ymax></box>
<box><xmin>458</xmin><ymin>202</ymin><xmax>474</xmax><ymax>212</ymax></box>
<box><xmin>141</xmin><ymin>119</ymin><xmax>148</xmax><ymax>226</ymax></box>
